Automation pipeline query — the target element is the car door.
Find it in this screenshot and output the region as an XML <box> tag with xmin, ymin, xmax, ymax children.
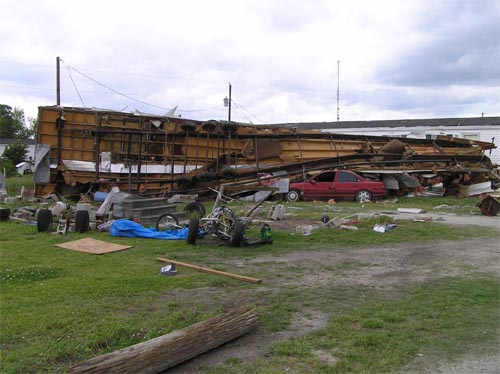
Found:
<box><xmin>309</xmin><ymin>171</ymin><xmax>336</xmax><ymax>199</ymax></box>
<box><xmin>334</xmin><ymin>171</ymin><xmax>361</xmax><ymax>199</ymax></box>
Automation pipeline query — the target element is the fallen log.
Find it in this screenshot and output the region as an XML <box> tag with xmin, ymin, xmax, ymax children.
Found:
<box><xmin>70</xmin><ymin>308</ymin><xmax>259</xmax><ymax>374</ymax></box>
<box><xmin>157</xmin><ymin>257</ymin><xmax>263</xmax><ymax>284</ymax></box>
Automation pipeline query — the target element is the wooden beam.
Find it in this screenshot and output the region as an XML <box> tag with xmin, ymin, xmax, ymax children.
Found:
<box><xmin>70</xmin><ymin>308</ymin><xmax>259</xmax><ymax>374</ymax></box>
<box><xmin>156</xmin><ymin>257</ymin><xmax>262</xmax><ymax>284</ymax></box>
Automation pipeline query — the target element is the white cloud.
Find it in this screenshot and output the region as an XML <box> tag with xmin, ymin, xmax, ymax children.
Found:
<box><xmin>1</xmin><ymin>0</ymin><xmax>498</xmax><ymax>124</ymax></box>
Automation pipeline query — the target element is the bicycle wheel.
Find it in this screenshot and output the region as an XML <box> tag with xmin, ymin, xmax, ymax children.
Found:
<box><xmin>156</xmin><ymin>213</ymin><xmax>179</xmax><ymax>231</ymax></box>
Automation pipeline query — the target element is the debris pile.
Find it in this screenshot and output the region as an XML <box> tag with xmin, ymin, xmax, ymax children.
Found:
<box><xmin>34</xmin><ymin>106</ymin><xmax>498</xmax><ymax>199</ymax></box>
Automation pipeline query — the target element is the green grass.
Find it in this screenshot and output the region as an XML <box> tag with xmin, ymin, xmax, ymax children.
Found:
<box><xmin>0</xmin><ymin>198</ymin><xmax>498</xmax><ymax>373</ymax></box>
<box><xmin>2</xmin><ymin>174</ymin><xmax>34</xmax><ymax>197</ymax></box>
<box><xmin>265</xmin><ymin>195</ymin><xmax>483</xmax><ymax>218</ymax></box>
<box><xmin>309</xmin><ymin>277</ymin><xmax>499</xmax><ymax>373</ymax></box>
<box><xmin>239</xmin><ymin>217</ymin><xmax>495</xmax><ymax>257</ymax></box>
<box><xmin>207</xmin><ymin>277</ymin><xmax>499</xmax><ymax>374</ymax></box>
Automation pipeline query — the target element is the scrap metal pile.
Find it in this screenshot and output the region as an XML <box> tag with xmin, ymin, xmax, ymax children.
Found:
<box><xmin>34</xmin><ymin>106</ymin><xmax>498</xmax><ymax>198</ymax></box>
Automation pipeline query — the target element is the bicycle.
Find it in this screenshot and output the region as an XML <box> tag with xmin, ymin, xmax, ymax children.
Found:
<box><xmin>185</xmin><ymin>187</ymin><xmax>247</xmax><ymax>247</ymax></box>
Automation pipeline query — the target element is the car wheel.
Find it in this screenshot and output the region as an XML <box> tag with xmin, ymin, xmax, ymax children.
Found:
<box><xmin>75</xmin><ymin>210</ymin><xmax>90</xmax><ymax>233</ymax></box>
<box><xmin>0</xmin><ymin>207</ymin><xmax>10</xmax><ymax>222</ymax></box>
<box><xmin>186</xmin><ymin>218</ymin><xmax>199</xmax><ymax>245</ymax></box>
<box><xmin>286</xmin><ymin>189</ymin><xmax>301</xmax><ymax>202</ymax></box>
<box><xmin>356</xmin><ymin>190</ymin><xmax>372</xmax><ymax>202</ymax></box>
<box><xmin>37</xmin><ymin>209</ymin><xmax>52</xmax><ymax>232</ymax></box>
<box><xmin>156</xmin><ymin>213</ymin><xmax>179</xmax><ymax>231</ymax></box>
<box><xmin>229</xmin><ymin>221</ymin><xmax>245</xmax><ymax>247</ymax></box>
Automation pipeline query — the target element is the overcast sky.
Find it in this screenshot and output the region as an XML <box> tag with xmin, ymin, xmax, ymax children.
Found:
<box><xmin>1</xmin><ymin>0</ymin><xmax>499</xmax><ymax>124</ymax></box>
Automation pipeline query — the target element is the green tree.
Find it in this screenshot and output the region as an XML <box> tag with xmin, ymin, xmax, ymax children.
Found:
<box><xmin>0</xmin><ymin>140</ymin><xmax>27</xmax><ymax>176</ymax></box>
<box><xmin>20</xmin><ymin>117</ymin><xmax>38</xmax><ymax>139</ymax></box>
<box><xmin>0</xmin><ymin>104</ymin><xmax>34</xmax><ymax>139</ymax></box>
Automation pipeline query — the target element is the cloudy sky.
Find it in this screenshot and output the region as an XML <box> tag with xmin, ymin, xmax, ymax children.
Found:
<box><xmin>1</xmin><ymin>0</ymin><xmax>499</xmax><ymax>124</ymax></box>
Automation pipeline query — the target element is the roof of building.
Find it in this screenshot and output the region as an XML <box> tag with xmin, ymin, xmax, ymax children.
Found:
<box><xmin>0</xmin><ymin>138</ymin><xmax>37</xmax><ymax>145</ymax></box>
<box><xmin>269</xmin><ymin>116</ymin><xmax>500</xmax><ymax>130</ymax></box>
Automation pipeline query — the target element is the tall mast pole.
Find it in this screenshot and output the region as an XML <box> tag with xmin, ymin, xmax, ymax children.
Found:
<box><xmin>228</xmin><ymin>82</ymin><xmax>232</xmax><ymax>122</ymax></box>
<box><xmin>56</xmin><ymin>56</ymin><xmax>61</xmax><ymax>106</ymax></box>
<box><xmin>336</xmin><ymin>60</ymin><xmax>340</xmax><ymax>122</ymax></box>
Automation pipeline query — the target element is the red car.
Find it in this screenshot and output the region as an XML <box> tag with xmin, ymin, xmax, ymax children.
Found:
<box><xmin>286</xmin><ymin>170</ymin><xmax>387</xmax><ymax>202</ymax></box>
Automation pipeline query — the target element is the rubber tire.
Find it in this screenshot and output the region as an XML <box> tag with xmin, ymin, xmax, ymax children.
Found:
<box><xmin>222</xmin><ymin>122</ymin><xmax>238</xmax><ymax>133</ymax></box>
<box><xmin>355</xmin><ymin>190</ymin><xmax>372</xmax><ymax>202</ymax></box>
<box><xmin>286</xmin><ymin>189</ymin><xmax>301</xmax><ymax>202</ymax></box>
<box><xmin>74</xmin><ymin>210</ymin><xmax>90</xmax><ymax>233</ymax></box>
<box><xmin>186</xmin><ymin>218</ymin><xmax>199</xmax><ymax>245</ymax></box>
<box><xmin>180</xmin><ymin>121</ymin><xmax>196</xmax><ymax>132</ymax></box>
<box><xmin>229</xmin><ymin>221</ymin><xmax>245</xmax><ymax>247</ymax></box>
<box><xmin>197</xmin><ymin>171</ymin><xmax>216</xmax><ymax>182</ymax></box>
<box><xmin>175</xmin><ymin>175</ymin><xmax>193</xmax><ymax>187</ymax></box>
<box><xmin>219</xmin><ymin>168</ymin><xmax>238</xmax><ymax>179</ymax></box>
<box><xmin>156</xmin><ymin>213</ymin><xmax>179</xmax><ymax>231</ymax></box>
<box><xmin>184</xmin><ymin>202</ymin><xmax>206</xmax><ymax>219</ymax></box>
<box><xmin>37</xmin><ymin>209</ymin><xmax>52</xmax><ymax>232</ymax></box>
<box><xmin>201</xmin><ymin>120</ymin><xmax>218</xmax><ymax>131</ymax></box>
<box><xmin>0</xmin><ymin>207</ymin><xmax>10</xmax><ymax>221</ymax></box>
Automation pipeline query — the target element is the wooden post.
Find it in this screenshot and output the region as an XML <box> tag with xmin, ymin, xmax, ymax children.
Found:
<box><xmin>70</xmin><ymin>308</ymin><xmax>259</xmax><ymax>374</ymax></box>
<box><xmin>157</xmin><ymin>257</ymin><xmax>262</xmax><ymax>284</ymax></box>
<box><xmin>245</xmin><ymin>190</ymin><xmax>273</xmax><ymax>217</ymax></box>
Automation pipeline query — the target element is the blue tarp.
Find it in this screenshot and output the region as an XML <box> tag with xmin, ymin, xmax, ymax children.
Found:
<box><xmin>110</xmin><ymin>219</ymin><xmax>188</xmax><ymax>240</ymax></box>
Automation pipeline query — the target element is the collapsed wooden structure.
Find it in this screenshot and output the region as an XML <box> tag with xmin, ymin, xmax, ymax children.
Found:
<box><xmin>35</xmin><ymin>106</ymin><xmax>497</xmax><ymax>197</ymax></box>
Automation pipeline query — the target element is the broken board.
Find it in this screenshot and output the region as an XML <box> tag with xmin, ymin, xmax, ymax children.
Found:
<box><xmin>55</xmin><ymin>238</ymin><xmax>132</xmax><ymax>255</ymax></box>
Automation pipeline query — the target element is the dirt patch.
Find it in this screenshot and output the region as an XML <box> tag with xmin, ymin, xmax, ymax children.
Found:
<box><xmin>166</xmin><ymin>310</ymin><xmax>330</xmax><ymax>374</ymax></box>
<box><xmin>163</xmin><ymin>232</ymin><xmax>499</xmax><ymax>373</ymax></box>
<box><xmin>404</xmin><ymin>354</ymin><xmax>500</xmax><ymax>374</ymax></box>
<box><xmin>160</xmin><ymin>209</ymin><xmax>500</xmax><ymax>373</ymax></box>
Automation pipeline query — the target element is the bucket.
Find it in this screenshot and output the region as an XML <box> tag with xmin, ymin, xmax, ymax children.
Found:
<box><xmin>94</xmin><ymin>191</ymin><xmax>108</xmax><ymax>202</ymax></box>
<box><xmin>260</xmin><ymin>224</ymin><xmax>272</xmax><ymax>241</ymax></box>
<box><xmin>75</xmin><ymin>203</ymin><xmax>92</xmax><ymax>212</ymax></box>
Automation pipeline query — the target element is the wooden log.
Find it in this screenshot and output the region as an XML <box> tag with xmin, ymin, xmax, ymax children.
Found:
<box><xmin>156</xmin><ymin>257</ymin><xmax>262</xmax><ymax>284</ymax></box>
<box><xmin>70</xmin><ymin>308</ymin><xmax>259</xmax><ymax>374</ymax></box>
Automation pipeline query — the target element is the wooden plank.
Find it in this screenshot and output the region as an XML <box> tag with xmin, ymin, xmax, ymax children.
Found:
<box><xmin>156</xmin><ymin>257</ymin><xmax>262</xmax><ymax>284</ymax></box>
<box><xmin>56</xmin><ymin>238</ymin><xmax>132</xmax><ymax>255</ymax></box>
<box><xmin>70</xmin><ymin>308</ymin><xmax>259</xmax><ymax>374</ymax></box>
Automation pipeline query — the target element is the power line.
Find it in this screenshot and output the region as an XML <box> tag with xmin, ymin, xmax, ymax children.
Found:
<box><xmin>232</xmin><ymin>101</ymin><xmax>265</xmax><ymax>124</ymax></box>
<box><xmin>66</xmin><ymin>66</ymin><xmax>86</xmax><ymax>108</ymax></box>
<box><xmin>59</xmin><ymin>59</ymin><xmax>222</xmax><ymax>114</ymax></box>
<box><xmin>177</xmin><ymin>104</ymin><xmax>221</xmax><ymax>113</ymax></box>
<box><xmin>62</xmin><ymin>61</ymin><xmax>174</xmax><ymax>111</ymax></box>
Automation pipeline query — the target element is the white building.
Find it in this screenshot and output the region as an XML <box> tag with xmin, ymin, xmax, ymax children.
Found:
<box><xmin>0</xmin><ymin>138</ymin><xmax>37</xmax><ymax>171</ymax></box>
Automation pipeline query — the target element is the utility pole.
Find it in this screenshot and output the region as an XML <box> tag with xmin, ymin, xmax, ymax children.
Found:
<box><xmin>224</xmin><ymin>82</ymin><xmax>232</xmax><ymax>121</ymax></box>
<box><xmin>228</xmin><ymin>82</ymin><xmax>232</xmax><ymax>122</ymax></box>
<box><xmin>336</xmin><ymin>60</ymin><xmax>340</xmax><ymax>122</ymax></box>
<box><xmin>56</xmin><ymin>56</ymin><xmax>61</xmax><ymax>106</ymax></box>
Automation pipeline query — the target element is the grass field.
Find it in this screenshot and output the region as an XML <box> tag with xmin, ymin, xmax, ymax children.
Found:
<box><xmin>0</xmin><ymin>176</ymin><xmax>499</xmax><ymax>373</ymax></box>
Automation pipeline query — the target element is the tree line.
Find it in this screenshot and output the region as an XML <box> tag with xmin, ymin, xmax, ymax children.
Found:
<box><xmin>0</xmin><ymin>104</ymin><xmax>38</xmax><ymax>176</ymax></box>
